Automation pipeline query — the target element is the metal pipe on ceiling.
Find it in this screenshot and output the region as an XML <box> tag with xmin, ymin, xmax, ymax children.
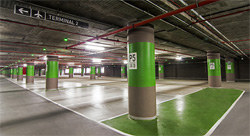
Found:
<box><xmin>178</xmin><ymin>0</ymin><xmax>248</xmax><ymax>57</ymax></box>
<box><xmin>123</xmin><ymin>0</ymin><xmax>238</xmax><ymax>57</ymax></box>
<box><xmin>1</xmin><ymin>0</ymin><xmax>219</xmax><ymax>69</ymax></box>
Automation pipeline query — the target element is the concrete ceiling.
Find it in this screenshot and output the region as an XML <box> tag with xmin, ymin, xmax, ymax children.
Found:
<box><xmin>0</xmin><ymin>0</ymin><xmax>249</xmax><ymax>68</ymax></box>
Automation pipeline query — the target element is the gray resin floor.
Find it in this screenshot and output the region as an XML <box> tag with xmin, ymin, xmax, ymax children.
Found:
<box><xmin>1</xmin><ymin>75</ymin><xmax>249</xmax><ymax>135</ymax></box>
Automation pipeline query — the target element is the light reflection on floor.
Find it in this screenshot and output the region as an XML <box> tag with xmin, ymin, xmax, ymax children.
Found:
<box><xmin>9</xmin><ymin>75</ymin><xmax>208</xmax><ymax>121</ymax></box>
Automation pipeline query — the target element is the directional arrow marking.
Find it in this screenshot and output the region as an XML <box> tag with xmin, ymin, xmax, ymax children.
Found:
<box><xmin>18</xmin><ymin>8</ymin><xmax>28</xmax><ymax>14</ymax></box>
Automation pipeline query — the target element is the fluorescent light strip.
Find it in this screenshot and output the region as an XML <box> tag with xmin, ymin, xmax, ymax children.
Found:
<box><xmin>85</xmin><ymin>45</ymin><xmax>105</xmax><ymax>51</ymax></box>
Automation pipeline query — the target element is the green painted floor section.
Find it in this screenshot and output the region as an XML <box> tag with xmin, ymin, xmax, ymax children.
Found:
<box><xmin>102</xmin><ymin>88</ymin><xmax>243</xmax><ymax>136</ymax></box>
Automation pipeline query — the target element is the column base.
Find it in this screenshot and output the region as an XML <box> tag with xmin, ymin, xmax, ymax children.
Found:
<box><xmin>129</xmin><ymin>114</ymin><xmax>157</xmax><ymax>120</ymax></box>
<box><xmin>90</xmin><ymin>74</ymin><xmax>96</xmax><ymax>80</ymax></box>
<box><xmin>17</xmin><ymin>75</ymin><xmax>23</xmax><ymax>81</ymax></box>
<box><xmin>26</xmin><ymin>76</ymin><xmax>34</xmax><ymax>83</ymax></box>
<box><xmin>69</xmin><ymin>74</ymin><xmax>73</xmax><ymax>78</ymax></box>
<box><xmin>46</xmin><ymin>78</ymin><xmax>58</xmax><ymax>90</ymax></box>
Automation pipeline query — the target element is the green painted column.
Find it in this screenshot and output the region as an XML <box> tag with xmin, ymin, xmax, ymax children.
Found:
<box><xmin>17</xmin><ymin>65</ymin><xmax>23</xmax><ymax>81</ymax></box>
<box><xmin>81</xmin><ymin>66</ymin><xmax>84</xmax><ymax>76</ymax></box>
<box><xmin>12</xmin><ymin>67</ymin><xmax>17</xmax><ymax>79</ymax></box>
<box><xmin>69</xmin><ymin>66</ymin><xmax>74</xmax><ymax>78</ymax></box>
<box><xmin>158</xmin><ymin>63</ymin><xmax>164</xmax><ymax>79</ymax></box>
<box><xmin>128</xmin><ymin>24</ymin><xmax>156</xmax><ymax>120</ymax></box>
<box><xmin>10</xmin><ymin>68</ymin><xmax>13</xmax><ymax>78</ymax></box>
<box><xmin>90</xmin><ymin>66</ymin><xmax>96</xmax><ymax>80</ymax></box>
<box><xmin>225</xmin><ymin>58</ymin><xmax>235</xmax><ymax>82</ymax></box>
<box><xmin>46</xmin><ymin>56</ymin><xmax>58</xmax><ymax>90</ymax></box>
<box><xmin>121</xmin><ymin>66</ymin><xmax>125</xmax><ymax>78</ymax></box>
<box><xmin>207</xmin><ymin>53</ymin><xmax>221</xmax><ymax>87</ymax></box>
<box><xmin>97</xmin><ymin>67</ymin><xmax>101</xmax><ymax>77</ymax></box>
<box><xmin>26</xmin><ymin>63</ymin><xmax>34</xmax><ymax>83</ymax></box>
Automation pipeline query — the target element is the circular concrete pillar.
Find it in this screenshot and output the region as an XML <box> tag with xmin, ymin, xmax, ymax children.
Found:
<box><xmin>12</xmin><ymin>66</ymin><xmax>17</xmax><ymax>79</ymax></box>
<box><xmin>207</xmin><ymin>52</ymin><xmax>222</xmax><ymax>87</ymax></box>
<box><xmin>46</xmin><ymin>56</ymin><xmax>58</xmax><ymax>90</ymax></box>
<box><xmin>121</xmin><ymin>66</ymin><xmax>125</xmax><ymax>78</ymax></box>
<box><xmin>26</xmin><ymin>63</ymin><xmax>34</xmax><ymax>83</ymax></box>
<box><xmin>90</xmin><ymin>66</ymin><xmax>96</xmax><ymax>80</ymax></box>
<box><xmin>69</xmin><ymin>66</ymin><xmax>74</xmax><ymax>78</ymax></box>
<box><xmin>17</xmin><ymin>65</ymin><xmax>23</xmax><ymax>81</ymax></box>
<box><xmin>127</xmin><ymin>24</ymin><xmax>156</xmax><ymax>120</ymax></box>
<box><xmin>158</xmin><ymin>63</ymin><xmax>164</xmax><ymax>80</ymax></box>
<box><xmin>225</xmin><ymin>58</ymin><xmax>235</xmax><ymax>82</ymax></box>
<box><xmin>97</xmin><ymin>67</ymin><xmax>101</xmax><ymax>77</ymax></box>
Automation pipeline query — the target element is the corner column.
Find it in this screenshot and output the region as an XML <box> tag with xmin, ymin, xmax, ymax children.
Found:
<box><xmin>17</xmin><ymin>65</ymin><xmax>23</xmax><ymax>81</ymax></box>
<box><xmin>225</xmin><ymin>58</ymin><xmax>235</xmax><ymax>82</ymax></box>
<box><xmin>46</xmin><ymin>56</ymin><xmax>58</xmax><ymax>90</ymax></box>
<box><xmin>26</xmin><ymin>63</ymin><xmax>35</xmax><ymax>83</ymax></box>
<box><xmin>128</xmin><ymin>24</ymin><xmax>156</xmax><ymax>120</ymax></box>
<box><xmin>97</xmin><ymin>67</ymin><xmax>101</xmax><ymax>77</ymax></box>
<box><xmin>207</xmin><ymin>52</ymin><xmax>221</xmax><ymax>87</ymax></box>
<box><xmin>90</xmin><ymin>66</ymin><xmax>96</xmax><ymax>80</ymax></box>
<box><xmin>69</xmin><ymin>66</ymin><xmax>74</xmax><ymax>78</ymax></box>
<box><xmin>158</xmin><ymin>63</ymin><xmax>164</xmax><ymax>79</ymax></box>
<box><xmin>121</xmin><ymin>66</ymin><xmax>125</xmax><ymax>78</ymax></box>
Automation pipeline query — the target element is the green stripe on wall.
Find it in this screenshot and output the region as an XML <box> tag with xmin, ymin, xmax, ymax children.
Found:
<box><xmin>128</xmin><ymin>42</ymin><xmax>155</xmax><ymax>87</ymax></box>
<box><xmin>17</xmin><ymin>67</ymin><xmax>23</xmax><ymax>75</ymax></box>
<box><xmin>90</xmin><ymin>66</ymin><xmax>95</xmax><ymax>74</ymax></box>
<box><xmin>226</xmin><ymin>62</ymin><xmax>235</xmax><ymax>74</ymax></box>
<box><xmin>26</xmin><ymin>65</ymin><xmax>34</xmax><ymax>76</ymax></box>
<box><xmin>207</xmin><ymin>59</ymin><xmax>221</xmax><ymax>76</ymax></box>
<box><xmin>46</xmin><ymin>61</ymin><xmax>58</xmax><ymax>78</ymax></box>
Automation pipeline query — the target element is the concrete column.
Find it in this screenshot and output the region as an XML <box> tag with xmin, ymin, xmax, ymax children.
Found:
<box><xmin>60</xmin><ymin>69</ymin><xmax>63</xmax><ymax>76</ymax></box>
<box><xmin>69</xmin><ymin>66</ymin><xmax>74</xmax><ymax>78</ymax></box>
<box><xmin>85</xmin><ymin>67</ymin><xmax>87</xmax><ymax>74</ymax></box>
<box><xmin>225</xmin><ymin>58</ymin><xmax>235</xmax><ymax>82</ymax></box>
<box><xmin>26</xmin><ymin>63</ymin><xmax>34</xmax><ymax>83</ymax></box>
<box><xmin>12</xmin><ymin>67</ymin><xmax>17</xmax><ymax>79</ymax></box>
<box><xmin>81</xmin><ymin>66</ymin><xmax>84</xmax><ymax>76</ymax></box>
<box><xmin>90</xmin><ymin>66</ymin><xmax>96</xmax><ymax>80</ymax></box>
<box><xmin>127</xmin><ymin>24</ymin><xmax>156</xmax><ymax>120</ymax></box>
<box><xmin>158</xmin><ymin>63</ymin><xmax>164</xmax><ymax>79</ymax></box>
<box><xmin>207</xmin><ymin>52</ymin><xmax>221</xmax><ymax>87</ymax></box>
<box><xmin>10</xmin><ymin>68</ymin><xmax>13</xmax><ymax>78</ymax></box>
<box><xmin>46</xmin><ymin>56</ymin><xmax>58</xmax><ymax>90</ymax></box>
<box><xmin>97</xmin><ymin>67</ymin><xmax>101</xmax><ymax>77</ymax></box>
<box><xmin>121</xmin><ymin>66</ymin><xmax>125</xmax><ymax>78</ymax></box>
<box><xmin>17</xmin><ymin>65</ymin><xmax>23</xmax><ymax>81</ymax></box>
<box><xmin>38</xmin><ymin>69</ymin><xmax>41</xmax><ymax>76</ymax></box>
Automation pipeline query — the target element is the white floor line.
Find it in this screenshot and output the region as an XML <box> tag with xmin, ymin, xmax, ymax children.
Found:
<box><xmin>5</xmin><ymin>78</ymin><xmax>129</xmax><ymax>136</ymax></box>
<box><xmin>204</xmin><ymin>90</ymin><xmax>245</xmax><ymax>136</ymax></box>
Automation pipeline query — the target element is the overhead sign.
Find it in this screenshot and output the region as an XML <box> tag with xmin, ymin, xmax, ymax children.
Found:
<box><xmin>14</xmin><ymin>5</ymin><xmax>88</xmax><ymax>28</ymax></box>
<box><xmin>129</xmin><ymin>52</ymin><xmax>137</xmax><ymax>70</ymax></box>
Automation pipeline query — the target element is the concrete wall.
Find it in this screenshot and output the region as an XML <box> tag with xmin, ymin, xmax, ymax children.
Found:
<box><xmin>103</xmin><ymin>59</ymin><xmax>249</xmax><ymax>81</ymax></box>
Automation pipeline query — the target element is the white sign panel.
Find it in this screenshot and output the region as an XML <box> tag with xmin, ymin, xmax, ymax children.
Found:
<box><xmin>227</xmin><ymin>65</ymin><xmax>231</xmax><ymax>70</ymax></box>
<box><xmin>210</xmin><ymin>62</ymin><xmax>215</xmax><ymax>70</ymax></box>
<box><xmin>129</xmin><ymin>52</ymin><xmax>137</xmax><ymax>69</ymax></box>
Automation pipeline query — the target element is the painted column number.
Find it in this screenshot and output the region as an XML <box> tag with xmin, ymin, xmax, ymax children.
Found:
<box><xmin>129</xmin><ymin>52</ymin><xmax>137</xmax><ymax>70</ymax></box>
<box><xmin>210</xmin><ymin>62</ymin><xmax>215</xmax><ymax>70</ymax></box>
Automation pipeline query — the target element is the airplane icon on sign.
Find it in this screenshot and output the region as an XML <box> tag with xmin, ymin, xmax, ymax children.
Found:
<box><xmin>34</xmin><ymin>11</ymin><xmax>43</xmax><ymax>18</ymax></box>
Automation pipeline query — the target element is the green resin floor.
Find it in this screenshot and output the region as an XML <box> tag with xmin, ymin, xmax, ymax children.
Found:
<box><xmin>102</xmin><ymin>88</ymin><xmax>243</xmax><ymax>136</ymax></box>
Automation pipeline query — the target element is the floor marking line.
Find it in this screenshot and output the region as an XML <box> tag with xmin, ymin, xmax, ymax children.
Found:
<box><xmin>5</xmin><ymin>77</ymin><xmax>129</xmax><ymax>136</ymax></box>
<box><xmin>205</xmin><ymin>90</ymin><xmax>245</xmax><ymax>136</ymax></box>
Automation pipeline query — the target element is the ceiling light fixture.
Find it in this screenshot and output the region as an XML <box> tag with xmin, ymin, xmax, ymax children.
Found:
<box><xmin>85</xmin><ymin>45</ymin><xmax>105</xmax><ymax>51</ymax></box>
<box><xmin>92</xmin><ymin>58</ymin><xmax>102</xmax><ymax>63</ymax></box>
<box><xmin>176</xmin><ymin>56</ymin><xmax>182</xmax><ymax>60</ymax></box>
<box><xmin>86</xmin><ymin>42</ymin><xmax>109</xmax><ymax>47</ymax></box>
<box><xmin>23</xmin><ymin>64</ymin><xmax>27</xmax><ymax>67</ymax></box>
<box><xmin>124</xmin><ymin>60</ymin><xmax>128</xmax><ymax>64</ymax></box>
<box><xmin>43</xmin><ymin>56</ymin><xmax>47</xmax><ymax>60</ymax></box>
